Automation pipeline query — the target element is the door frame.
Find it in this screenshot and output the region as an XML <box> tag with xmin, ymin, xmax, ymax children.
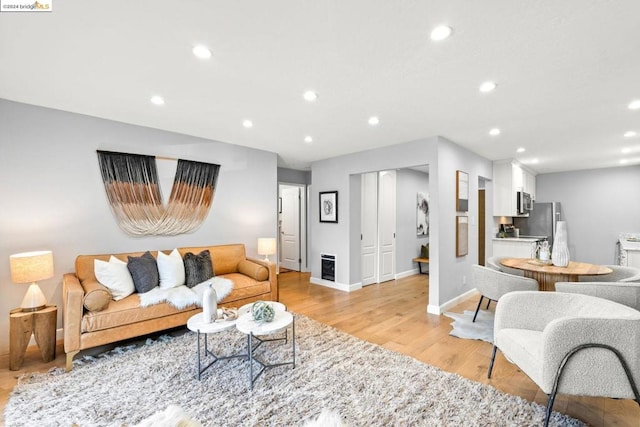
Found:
<box><xmin>278</xmin><ymin>182</ymin><xmax>308</xmax><ymax>272</ymax></box>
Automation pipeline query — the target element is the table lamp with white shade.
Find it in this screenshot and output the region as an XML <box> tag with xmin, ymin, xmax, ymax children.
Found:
<box><xmin>257</xmin><ymin>238</ymin><xmax>277</xmax><ymax>262</ymax></box>
<box><xmin>10</xmin><ymin>250</ymin><xmax>54</xmax><ymax>312</ymax></box>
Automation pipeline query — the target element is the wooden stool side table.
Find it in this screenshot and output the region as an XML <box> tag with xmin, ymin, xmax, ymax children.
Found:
<box><xmin>9</xmin><ymin>305</ymin><xmax>57</xmax><ymax>370</ymax></box>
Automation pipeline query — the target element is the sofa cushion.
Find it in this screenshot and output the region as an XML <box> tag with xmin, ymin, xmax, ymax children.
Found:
<box><xmin>81</xmin><ymin>294</ymin><xmax>197</xmax><ymax>333</ymax></box>
<box><xmin>183</xmin><ymin>250</ymin><xmax>214</xmax><ymax>288</ymax></box>
<box><xmin>127</xmin><ymin>251</ymin><xmax>159</xmax><ymax>294</ymax></box>
<box><xmin>82</xmin><ymin>280</ymin><xmax>112</xmax><ymax>312</ymax></box>
<box><xmin>218</xmin><ymin>273</ymin><xmax>271</xmax><ymax>303</ymax></box>
<box><xmin>237</xmin><ymin>259</ymin><xmax>269</xmax><ymax>282</ymax></box>
<box><xmin>94</xmin><ymin>256</ymin><xmax>136</xmax><ymax>301</ymax></box>
<box><xmin>157</xmin><ymin>249</ymin><xmax>185</xmax><ymax>289</ymax></box>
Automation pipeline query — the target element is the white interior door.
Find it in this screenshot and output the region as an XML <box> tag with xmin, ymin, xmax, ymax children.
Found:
<box><xmin>361</xmin><ymin>172</ymin><xmax>378</xmax><ymax>286</ymax></box>
<box><xmin>279</xmin><ymin>185</ymin><xmax>300</xmax><ymax>271</ymax></box>
<box><xmin>378</xmin><ymin>170</ymin><xmax>396</xmax><ymax>283</ymax></box>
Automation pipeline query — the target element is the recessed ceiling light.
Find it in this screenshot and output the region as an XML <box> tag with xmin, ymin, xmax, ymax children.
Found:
<box><xmin>430</xmin><ymin>25</ymin><xmax>452</xmax><ymax>41</ymax></box>
<box><xmin>303</xmin><ymin>90</ymin><xmax>318</xmax><ymax>102</ymax></box>
<box><xmin>304</xmin><ymin>136</ymin><xmax>313</xmax><ymax>144</ymax></box>
<box><xmin>479</xmin><ymin>81</ymin><xmax>497</xmax><ymax>93</ymax></box>
<box><xmin>621</xmin><ymin>147</ymin><xmax>632</xmax><ymax>154</ymax></box>
<box><xmin>242</xmin><ymin>119</ymin><xmax>253</xmax><ymax>128</ymax></box>
<box><xmin>620</xmin><ymin>159</ymin><xmax>629</xmax><ymax>164</ymax></box>
<box><xmin>150</xmin><ymin>95</ymin><xmax>165</xmax><ymax>106</ymax></box>
<box><xmin>516</xmin><ymin>147</ymin><xmax>526</xmax><ymax>153</ymax></box>
<box><xmin>489</xmin><ymin>128</ymin><xmax>501</xmax><ymax>136</ymax></box>
<box><xmin>368</xmin><ymin>116</ymin><xmax>380</xmax><ymax>126</ymax></box>
<box><xmin>629</xmin><ymin>100</ymin><xmax>640</xmax><ymax>110</ymax></box>
<box><xmin>624</xmin><ymin>131</ymin><xmax>637</xmax><ymax>138</ymax></box>
<box><xmin>192</xmin><ymin>45</ymin><xmax>212</xmax><ymax>59</ymax></box>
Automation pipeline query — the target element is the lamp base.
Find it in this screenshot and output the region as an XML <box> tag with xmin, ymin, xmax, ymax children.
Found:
<box><xmin>21</xmin><ymin>304</ymin><xmax>47</xmax><ymax>312</ymax></box>
<box><xmin>263</xmin><ymin>255</ymin><xmax>270</xmax><ymax>262</ymax></box>
<box><xmin>20</xmin><ymin>283</ymin><xmax>48</xmax><ymax>312</ymax></box>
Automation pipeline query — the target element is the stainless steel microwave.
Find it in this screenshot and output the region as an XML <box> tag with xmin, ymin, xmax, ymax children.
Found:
<box><xmin>517</xmin><ymin>191</ymin><xmax>533</xmax><ymax>214</ymax></box>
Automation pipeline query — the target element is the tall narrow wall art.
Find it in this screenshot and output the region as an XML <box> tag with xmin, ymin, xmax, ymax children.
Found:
<box><xmin>417</xmin><ymin>192</ymin><xmax>429</xmax><ymax>236</ymax></box>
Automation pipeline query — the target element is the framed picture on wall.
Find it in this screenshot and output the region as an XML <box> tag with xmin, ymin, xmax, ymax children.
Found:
<box><xmin>319</xmin><ymin>191</ymin><xmax>338</xmax><ymax>223</ymax></box>
<box><xmin>417</xmin><ymin>191</ymin><xmax>429</xmax><ymax>236</ymax></box>
<box><xmin>456</xmin><ymin>170</ymin><xmax>469</xmax><ymax>212</ymax></box>
<box><xmin>456</xmin><ymin>216</ymin><xmax>469</xmax><ymax>257</ymax></box>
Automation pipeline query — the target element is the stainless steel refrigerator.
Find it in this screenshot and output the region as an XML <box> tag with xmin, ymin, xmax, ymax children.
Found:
<box><xmin>513</xmin><ymin>202</ymin><xmax>562</xmax><ymax>248</ymax></box>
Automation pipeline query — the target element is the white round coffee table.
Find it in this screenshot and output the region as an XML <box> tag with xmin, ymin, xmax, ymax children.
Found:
<box><xmin>235</xmin><ymin>307</ymin><xmax>296</xmax><ymax>389</ymax></box>
<box><xmin>187</xmin><ymin>312</ymin><xmax>245</xmax><ymax>380</ymax></box>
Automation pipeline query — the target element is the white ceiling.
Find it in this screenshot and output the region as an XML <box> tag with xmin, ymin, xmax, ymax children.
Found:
<box><xmin>1</xmin><ymin>0</ymin><xmax>639</xmax><ymax>173</ymax></box>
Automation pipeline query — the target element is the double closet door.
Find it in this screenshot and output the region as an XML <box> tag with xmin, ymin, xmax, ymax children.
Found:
<box><xmin>361</xmin><ymin>170</ymin><xmax>396</xmax><ymax>286</ymax></box>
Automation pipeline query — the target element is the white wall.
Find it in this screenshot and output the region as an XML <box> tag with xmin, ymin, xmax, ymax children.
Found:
<box><xmin>536</xmin><ymin>165</ymin><xmax>640</xmax><ymax>264</ymax></box>
<box><xmin>0</xmin><ymin>99</ymin><xmax>278</xmax><ymax>354</ymax></box>
<box><xmin>310</xmin><ymin>136</ymin><xmax>493</xmax><ymax>311</ymax></box>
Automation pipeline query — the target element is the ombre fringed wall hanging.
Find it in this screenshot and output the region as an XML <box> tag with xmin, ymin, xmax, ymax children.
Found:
<box><xmin>97</xmin><ymin>150</ymin><xmax>220</xmax><ymax>236</ymax></box>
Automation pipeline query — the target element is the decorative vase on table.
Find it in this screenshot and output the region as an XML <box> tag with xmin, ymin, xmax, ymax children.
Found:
<box><xmin>551</xmin><ymin>221</ymin><xmax>570</xmax><ymax>267</ymax></box>
<box><xmin>202</xmin><ymin>283</ymin><xmax>217</xmax><ymax>323</ymax></box>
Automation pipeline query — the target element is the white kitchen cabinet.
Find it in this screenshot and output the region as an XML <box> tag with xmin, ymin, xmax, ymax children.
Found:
<box><xmin>524</xmin><ymin>170</ymin><xmax>536</xmax><ymax>200</ymax></box>
<box><xmin>493</xmin><ymin>159</ymin><xmax>537</xmax><ymax>216</ymax></box>
<box><xmin>493</xmin><ymin>238</ymin><xmax>538</xmax><ymax>259</ymax></box>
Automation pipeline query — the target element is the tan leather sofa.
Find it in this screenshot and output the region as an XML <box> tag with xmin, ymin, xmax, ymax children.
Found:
<box><xmin>62</xmin><ymin>244</ymin><xmax>277</xmax><ymax>371</ymax></box>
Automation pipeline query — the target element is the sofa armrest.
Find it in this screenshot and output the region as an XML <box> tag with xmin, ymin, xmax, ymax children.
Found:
<box><xmin>62</xmin><ymin>273</ymin><xmax>84</xmax><ymax>355</ymax></box>
<box><xmin>247</xmin><ymin>257</ymin><xmax>279</xmax><ymax>301</ymax></box>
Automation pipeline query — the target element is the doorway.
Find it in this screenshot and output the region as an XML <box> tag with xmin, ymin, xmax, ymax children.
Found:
<box><xmin>278</xmin><ymin>183</ymin><xmax>306</xmax><ymax>272</ymax></box>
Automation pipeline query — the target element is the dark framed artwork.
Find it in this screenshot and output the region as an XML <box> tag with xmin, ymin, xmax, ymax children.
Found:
<box><xmin>456</xmin><ymin>216</ymin><xmax>469</xmax><ymax>257</ymax></box>
<box><xmin>319</xmin><ymin>191</ymin><xmax>338</xmax><ymax>223</ymax></box>
<box><xmin>456</xmin><ymin>170</ymin><xmax>469</xmax><ymax>212</ymax></box>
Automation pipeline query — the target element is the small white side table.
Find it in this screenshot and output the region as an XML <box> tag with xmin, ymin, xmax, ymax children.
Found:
<box><xmin>236</xmin><ymin>308</ymin><xmax>295</xmax><ymax>389</ymax></box>
<box><xmin>187</xmin><ymin>312</ymin><xmax>245</xmax><ymax>380</ymax></box>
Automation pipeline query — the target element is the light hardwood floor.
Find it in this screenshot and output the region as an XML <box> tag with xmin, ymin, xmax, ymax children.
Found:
<box><xmin>1</xmin><ymin>272</ymin><xmax>638</xmax><ymax>426</ymax></box>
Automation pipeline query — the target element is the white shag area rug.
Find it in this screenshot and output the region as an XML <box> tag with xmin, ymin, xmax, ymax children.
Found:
<box><xmin>4</xmin><ymin>314</ymin><xmax>584</xmax><ymax>427</ymax></box>
<box><xmin>444</xmin><ymin>309</ymin><xmax>494</xmax><ymax>343</ymax></box>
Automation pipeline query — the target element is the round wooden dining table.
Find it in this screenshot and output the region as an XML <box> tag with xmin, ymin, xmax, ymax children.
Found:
<box><xmin>500</xmin><ymin>258</ymin><xmax>612</xmax><ymax>291</ymax></box>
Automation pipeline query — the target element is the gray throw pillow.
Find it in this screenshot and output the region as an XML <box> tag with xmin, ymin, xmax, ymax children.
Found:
<box><xmin>127</xmin><ymin>251</ymin><xmax>159</xmax><ymax>294</ymax></box>
<box><xmin>183</xmin><ymin>249</ymin><xmax>214</xmax><ymax>288</ymax></box>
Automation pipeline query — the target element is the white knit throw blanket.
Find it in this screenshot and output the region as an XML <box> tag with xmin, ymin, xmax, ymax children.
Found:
<box><xmin>138</xmin><ymin>277</ymin><xmax>233</xmax><ymax>309</ymax></box>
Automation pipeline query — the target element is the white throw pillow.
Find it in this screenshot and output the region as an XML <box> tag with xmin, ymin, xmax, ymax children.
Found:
<box><xmin>157</xmin><ymin>249</ymin><xmax>186</xmax><ymax>289</ymax></box>
<box><xmin>94</xmin><ymin>256</ymin><xmax>135</xmax><ymax>301</ymax></box>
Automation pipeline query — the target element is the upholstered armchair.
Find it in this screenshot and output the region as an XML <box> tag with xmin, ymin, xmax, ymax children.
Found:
<box><xmin>489</xmin><ymin>291</ymin><xmax>640</xmax><ymax>427</ymax></box>
<box><xmin>555</xmin><ymin>281</ymin><xmax>640</xmax><ymax>311</ymax></box>
<box><xmin>485</xmin><ymin>256</ymin><xmax>524</xmax><ymax>277</ymax></box>
<box><xmin>471</xmin><ymin>265</ymin><xmax>538</xmax><ymax>322</ymax></box>
<box><xmin>578</xmin><ymin>265</ymin><xmax>640</xmax><ymax>282</ymax></box>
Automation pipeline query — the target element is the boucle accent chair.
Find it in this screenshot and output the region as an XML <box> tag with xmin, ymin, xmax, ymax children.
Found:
<box><xmin>555</xmin><ymin>281</ymin><xmax>640</xmax><ymax>311</ymax></box>
<box><xmin>485</xmin><ymin>256</ymin><xmax>524</xmax><ymax>277</ymax></box>
<box><xmin>489</xmin><ymin>291</ymin><xmax>640</xmax><ymax>427</ymax></box>
<box><xmin>471</xmin><ymin>264</ymin><xmax>538</xmax><ymax>322</ymax></box>
<box><xmin>578</xmin><ymin>265</ymin><xmax>640</xmax><ymax>282</ymax></box>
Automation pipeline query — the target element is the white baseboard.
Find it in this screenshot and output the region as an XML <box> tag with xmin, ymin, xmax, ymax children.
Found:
<box><xmin>310</xmin><ymin>276</ymin><xmax>361</xmax><ymax>292</ymax></box>
<box><xmin>427</xmin><ymin>288</ymin><xmax>479</xmax><ymax>315</ymax></box>
<box><xmin>395</xmin><ymin>268</ymin><xmax>419</xmax><ymax>280</ymax></box>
